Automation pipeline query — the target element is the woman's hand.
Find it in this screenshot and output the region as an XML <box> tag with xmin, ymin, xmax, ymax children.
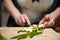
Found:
<box><xmin>39</xmin><ymin>8</ymin><xmax>60</xmax><ymax>28</ymax></box>
<box><xmin>3</xmin><ymin>0</ymin><xmax>31</xmax><ymax>26</ymax></box>
<box><xmin>13</xmin><ymin>13</ymin><xmax>31</xmax><ymax>26</ymax></box>
<box><xmin>39</xmin><ymin>14</ymin><xmax>55</xmax><ymax>28</ymax></box>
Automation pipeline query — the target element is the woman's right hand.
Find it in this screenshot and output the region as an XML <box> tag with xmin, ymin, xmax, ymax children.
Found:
<box><xmin>13</xmin><ymin>13</ymin><xmax>31</xmax><ymax>26</ymax></box>
<box><xmin>3</xmin><ymin>0</ymin><xmax>31</xmax><ymax>26</ymax></box>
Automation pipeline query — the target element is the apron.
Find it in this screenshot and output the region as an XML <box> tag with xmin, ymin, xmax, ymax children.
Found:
<box><xmin>7</xmin><ymin>0</ymin><xmax>58</xmax><ymax>26</ymax></box>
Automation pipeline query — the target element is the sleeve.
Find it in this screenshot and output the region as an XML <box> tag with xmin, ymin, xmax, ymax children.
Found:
<box><xmin>1</xmin><ymin>0</ymin><xmax>3</xmax><ymax>2</ymax></box>
<box><xmin>58</xmin><ymin>0</ymin><xmax>60</xmax><ymax>7</ymax></box>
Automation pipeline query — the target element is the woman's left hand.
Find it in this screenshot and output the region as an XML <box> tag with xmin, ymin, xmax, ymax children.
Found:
<box><xmin>39</xmin><ymin>8</ymin><xmax>60</xmax><ymax>28</ymax></box>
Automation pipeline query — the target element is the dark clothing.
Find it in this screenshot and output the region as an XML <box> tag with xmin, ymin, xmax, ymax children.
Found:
<box><xmin>7</xmin><ymin>0</ymin><xmax>60</xmax><ymax>27</ymax></box>
<box><xmin>58</xmin><ymin>0</ymin><xmax>60</xmax><ymax>7</ymax></box>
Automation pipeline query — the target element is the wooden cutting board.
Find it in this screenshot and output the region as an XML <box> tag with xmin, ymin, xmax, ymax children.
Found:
<box><xmin>0</xmin><ymin>27</ymin><xmax>60</xmax><ymax>40</ymax></box>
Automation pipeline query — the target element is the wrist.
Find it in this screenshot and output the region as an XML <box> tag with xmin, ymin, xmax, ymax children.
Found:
<box><xmin>52</xmin><ymin>8</ymin><xmax>60</xmax><ymax>17</ymax></box>
<box><xmin>10</xmin><ymin>11</ymin><xmax>21</xmax><ymax>19</ymax></box>
<box><xmin>55</xmin><ymin>7</ymin><xmax>60</xmax><ymax>16</ymax></box>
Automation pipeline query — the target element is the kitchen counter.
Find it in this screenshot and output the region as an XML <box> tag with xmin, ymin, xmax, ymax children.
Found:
<box><xmin>0</xmin><ymin>27</ymin><xmax>60</xmax><ymax>40</ymax></box>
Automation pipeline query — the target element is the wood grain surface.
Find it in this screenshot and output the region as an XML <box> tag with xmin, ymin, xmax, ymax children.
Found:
<box><xmin>0</xmin><ymin>27</ymin><xmax>60</xmax><ymax>40</ymax></box>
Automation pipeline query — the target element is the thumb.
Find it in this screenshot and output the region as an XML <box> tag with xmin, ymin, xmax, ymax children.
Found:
<box><xmin>39</xmin><ymin>14</ymin><xmax>50</xmax><ymax>24</ymax></box>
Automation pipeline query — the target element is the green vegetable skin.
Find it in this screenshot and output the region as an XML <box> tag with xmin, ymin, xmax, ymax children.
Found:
<box><xmin>11</xmin><ymin>34</ymin><xmax>28</xmax><ymax>39</ymax></box>
<box><xmin>11</xmin><ymin>32</ymin><xmax>42</xmax><ymax>40</ymax></box>
<box><xmin>11</xmin><ymin>24</ymin><xmax>43</xmax><ymax>40</ymax></box>
<box><xmin>0</xmin><ymin>34</ymin><xmax>7</xmax><ymax>40</ymax></box>
<box><xmin>29</xmin><ymin>32</ymin><xmax>43</xmax><ymax>38</ymax></box>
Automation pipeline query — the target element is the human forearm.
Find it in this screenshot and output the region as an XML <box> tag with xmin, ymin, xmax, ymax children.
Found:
<box><xmin>57</xmin><ymin>7</ymin><xmax>60</xmax><ymax>16</ymax></box>
<box><xmin>3</xmin><ymin>0</ymin><xmax>21</xmax><ymax>17</ymax></box>
<box><xmin>53</xmin><ymin>7</ymin><xmax>60</xmax><ymax>16</ymax></box>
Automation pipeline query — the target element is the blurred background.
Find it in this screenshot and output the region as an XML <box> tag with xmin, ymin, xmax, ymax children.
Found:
<box><xmin>0</xmin><ymin>0</ymin><xmax>1</xmax><ymax>27</ymax></box>
<box><xmin>1</xmin><ymin>5</ymin><xmax>10</xmax><ymax>27</ymax></box>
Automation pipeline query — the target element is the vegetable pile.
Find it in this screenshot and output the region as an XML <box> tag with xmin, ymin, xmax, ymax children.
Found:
<box><xmin>11</xmin><ymin>24</ymin><xmax>44</xmax><ymax>40</ymax></box>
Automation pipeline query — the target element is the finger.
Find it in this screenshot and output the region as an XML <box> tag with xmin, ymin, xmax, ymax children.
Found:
<box><xmin>39</xmin><ymin>14</ymin><xmax>50</xmax><ymax>24</ymax></box>
<box><xmin>23</xmin><ymin>14</ymin><xmax>31</xmax><ymax>25</ymax></box>
<box><xmin>43</xmin><ymin>22</ymin><xmax>49</xmax><ymax>28</ymax></box>
<box><xmin>39</xmin><ymin>17</ymin><xmax>46</xmax><ymax>24</ymax></box>
<box><xmin>16</xmin><ymin>17</ymin><xmax>22</xmax><ymax>25</ymax></box>
<box><xmin>15</xmin><ymin>19</ymin><xmax>20</xmax><ymax>25</ymax></box>
<box><xmin>48</xmin><ymin>18</ymin><xmax>55</xmax><ymax>26</ymax></box>
<box><xmin>48</xmin><ymin>21</ymin><xmax>55</xmax><ymax>26</ymax></box>
<box><xmin>18</xmin><ymin>16</ymin><xmax>23</xmax><ymax>25</ymax></box>
<box><xmin>20</xmin><ymin>15</ymin><xmax>25</xmax><ymax>23</ymax></box>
